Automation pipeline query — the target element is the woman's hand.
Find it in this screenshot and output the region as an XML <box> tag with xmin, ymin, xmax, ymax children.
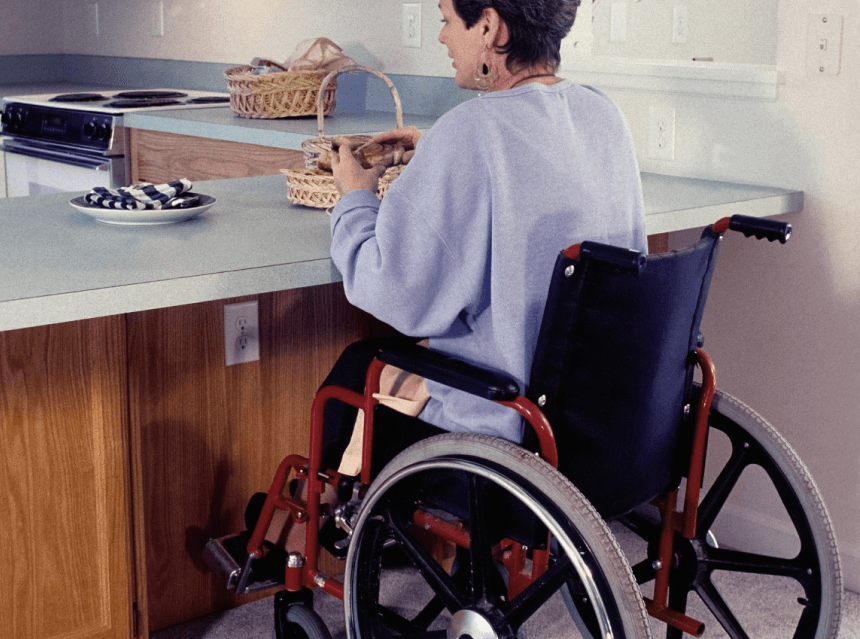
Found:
<box><xmin>370</xmin><ymin>126</ymin><xmax>423</xmax><ymax>149</ymax></box>
<box><xmin>331</xmin><ymin>140</ymin><xmax>386</xmax><ymax>197</ymax></box>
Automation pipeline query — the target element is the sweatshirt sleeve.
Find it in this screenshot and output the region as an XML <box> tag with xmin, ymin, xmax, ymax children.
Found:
<box><xmin>329</xmin><ymin>109</ymin><xmax>491</xmax><ymax>337</ymax></box>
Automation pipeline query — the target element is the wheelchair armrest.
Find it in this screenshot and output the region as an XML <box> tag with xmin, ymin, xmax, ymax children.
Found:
<box><xmin>375</xmin><ymin>342</ymin><xmax>521</xmax><ymax>402</ymax></box>
<box><xmin>563</xmin><ymin>241</ymin><xmax>646</xmax><ymax>274</ymax></box>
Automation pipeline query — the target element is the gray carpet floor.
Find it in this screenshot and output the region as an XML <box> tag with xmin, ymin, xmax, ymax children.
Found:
<box><xmin>155</xmin><ymin>521</ymin><xmax>860</xmax><ymax>639</ymax></box>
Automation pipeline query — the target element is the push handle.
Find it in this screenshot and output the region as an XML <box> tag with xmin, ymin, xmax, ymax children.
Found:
<box><xmin>564</xmin><ymin>241</ymin><xmax>647</xmax><ymax>275</ymax></box>
<box><xmin>713</xmin><ymin>215</ymin><xmax>792</xmax><ymax>244</ymax></box>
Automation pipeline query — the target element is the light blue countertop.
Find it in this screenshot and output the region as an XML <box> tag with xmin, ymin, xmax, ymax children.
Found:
<box><xmin>0</xmin><ymin>173</ymin><xmax>801</xmax><ymax>332</ymax></box>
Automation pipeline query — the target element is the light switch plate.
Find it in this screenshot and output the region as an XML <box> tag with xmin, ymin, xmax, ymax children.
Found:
<box><xmin>807</xmin><ymin>14</ymin><xmax>842</xmax><ymax>76</ymax></box>
<box><xmin>152</xmin><ymin>2</ymin><xmax>164</xmax><ymax>37</ymax></box>
<box><xmin>672</xmin><ymin>5</ymin><xmax>689</xmax><ymax>44</ymax></box>
<box><xmin>611</xmin><ymin>3</ymin><xmax>627</xmax><ymax>43</ymax></box>
<box><xmin>87</xmin><ymin>3</ymin><xmax>99</xmax><ymax>37</ymax></box>
<box><xmin>402</xmin><ymin>4</ymin><xmax>422</xmax><ymax>48</ymax></box>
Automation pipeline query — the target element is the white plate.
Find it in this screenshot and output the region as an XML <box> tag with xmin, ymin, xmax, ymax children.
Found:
<box><xmin>70</xmin><ymin>194</ymin><xmax>216</xmax><ymax>225</ymax></box>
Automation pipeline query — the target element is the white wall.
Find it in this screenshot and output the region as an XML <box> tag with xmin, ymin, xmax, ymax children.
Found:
<box><xmin>591</xmin><ymin>0</ymin><xmax>779</xmax><ymax>64</ymax></box>
<box><xmin>4</xmin><ymin>0</ymin><xmax>859</xmax><ymax>590</ymax></box>
<box><xmin>0</xmin><ymin>0</ymin><xmax>64</xmax><ymax>55</ymax></box>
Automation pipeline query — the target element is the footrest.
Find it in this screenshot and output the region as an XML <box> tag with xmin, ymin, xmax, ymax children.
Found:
<box><xmin>203</xmin><ymin>533</ymin><xmax>286</xmax><ymax>595</ymax></box>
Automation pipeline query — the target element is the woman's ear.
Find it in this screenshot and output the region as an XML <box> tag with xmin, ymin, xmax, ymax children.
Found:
<box><xmin>480</xmin><ymin>7</ymin><xmax>508</xmax><ymax>48</ymax></box>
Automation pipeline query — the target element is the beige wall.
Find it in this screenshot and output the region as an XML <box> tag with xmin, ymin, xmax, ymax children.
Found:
<box><xmin>4</xmin><ymin>0</ymin><xmax>859</xmax><ymax>590</ymax></box>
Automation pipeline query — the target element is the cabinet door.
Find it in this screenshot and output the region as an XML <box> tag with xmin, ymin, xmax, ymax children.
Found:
<box><xmin>0</xmin><ymin>317</ymin><xmax>134</xmax><ymax>639</ymax></box>
<box><xmin>129</xmin><ymin>129</ymin><xmax>304</xmax><ymax>184</ymax></box>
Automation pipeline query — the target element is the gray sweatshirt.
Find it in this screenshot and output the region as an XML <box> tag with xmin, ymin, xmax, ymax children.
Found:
<box><xmin>331</xmin><ymin>80</ymin><xmax>646</xmax><ymax>443</ymax></box>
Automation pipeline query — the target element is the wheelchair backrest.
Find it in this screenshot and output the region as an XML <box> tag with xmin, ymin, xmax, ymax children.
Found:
<box><xmin>526</xmin><ymin>230</ymin><xmax>722</xmax><ymax>519</ymax></box>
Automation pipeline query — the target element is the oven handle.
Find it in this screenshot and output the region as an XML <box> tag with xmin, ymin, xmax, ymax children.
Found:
<box><xmin>2</xmin><ymin>141</ymin><xmax>110</xmax><ymax>171</ymax></box>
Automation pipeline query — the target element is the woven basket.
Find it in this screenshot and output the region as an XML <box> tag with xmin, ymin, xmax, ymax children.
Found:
<box><xmin>225</xmin><ymin>63</ymin><xmax>337</xmax><ymax>118</ymax></box>
<box><xmin>281</xmin><ymin>165</ymin><xmax>405</xmax><ymax>209</ymax></box>
<box><xmin>282</xmin><ymin>65</ymin><xmax>406</xmax><ymax>209</ymax></box>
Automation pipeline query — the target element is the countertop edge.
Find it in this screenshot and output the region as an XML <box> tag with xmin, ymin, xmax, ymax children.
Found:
<box><xmin>0</xmin><ymin>259</ymin><xmax>342</xmax><ymax>332</ymax></box>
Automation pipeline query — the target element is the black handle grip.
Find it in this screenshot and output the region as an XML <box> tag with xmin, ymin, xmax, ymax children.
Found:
<box><xmin>579</xmin><ymin>241</ymin><xmax>647</xmax><ymax>275</ymax></box>
<box><xmin>728</xmin><ymin>215</ymin><xmax>792</xmax><ymax>244</ymax></box>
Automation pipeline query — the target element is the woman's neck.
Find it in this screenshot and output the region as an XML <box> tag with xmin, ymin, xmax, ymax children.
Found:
<box><xmin>494</xmin><ymin>67</ymin><xmax>560</xmax><ymax>92</ymax></box>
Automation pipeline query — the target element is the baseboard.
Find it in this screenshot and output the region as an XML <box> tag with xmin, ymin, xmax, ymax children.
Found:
<box><xmin>711</xmin><ymin>503</ymin><xmax>859</xmax><ymax>593</ymax></box>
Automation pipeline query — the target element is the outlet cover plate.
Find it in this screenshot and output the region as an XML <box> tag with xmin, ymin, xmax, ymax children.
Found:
<box><xmin>224</xmin><ymin>301</ymin><xmax>259</xmax><ymax>366</ymax></box>
<box><xmin>649</xmin><ymin>106</ymin><xmax>676</xmax><ymax>161</ymax></box>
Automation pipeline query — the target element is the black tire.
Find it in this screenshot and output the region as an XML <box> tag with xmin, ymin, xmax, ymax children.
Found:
<box><xmin>344</xmin><ymin>433</ymin><xmax>651</xmax><ymax>639</ymax></box>
<box><xmin>623</xmin><ymin>389</ymin><xmax>842</xmax><ymax>639</ymax></box>
<box><xmin>275</xmin><ymin>603</ymin><xmax>333</xmax><ymax>639</ymax></box>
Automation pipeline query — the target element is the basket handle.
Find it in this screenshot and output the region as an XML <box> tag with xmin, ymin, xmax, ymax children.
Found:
<box><xmin>316</xmin><ymin>64</ymin><xmax>404</xmax><ymax>138</ymax></box>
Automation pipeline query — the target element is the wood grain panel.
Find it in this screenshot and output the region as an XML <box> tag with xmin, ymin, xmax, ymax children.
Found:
<box><xmin>0</xmin><ymin>317</ymin><xmax>134</xmax><ymax>639</ymax></box>
<box><xmin>128</xmin><ymin>284</ymin><xmax>392</xmax><ymax>632</ymax></box>
<box><xmin>130</xmin><ymin>129</ymin><xmax>304</xmax><ymax>184</ymax></box>
<box><xmin>648</xmin><ymin>232</ymin><xmax>669</xmax><ymax>254</ymax></box>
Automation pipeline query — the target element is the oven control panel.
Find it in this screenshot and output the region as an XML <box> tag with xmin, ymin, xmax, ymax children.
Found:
<box><xmin>1</xmin><ymin>104</ymin><xmax>117</xmax><ymax>151</ymax></box>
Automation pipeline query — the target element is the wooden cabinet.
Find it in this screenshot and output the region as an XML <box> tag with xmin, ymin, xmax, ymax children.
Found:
<box><xmin>127</xmin><ymin>285</ymin><xmax>390</xmax><ymax>633</ymax></box>
<box><xmin>1</xmin><ymin>317</ymin><xmax>135</xmax><ymax>639</ymax></box>
<box><xmin>129</xmin><ymin>129</ymin><xmax>304</xmax><ymax>184</ymax></box>
<box><xmin>1</xmin><ymin>284</ymin><xmax>390</xmax><ymax>638</ymax></box>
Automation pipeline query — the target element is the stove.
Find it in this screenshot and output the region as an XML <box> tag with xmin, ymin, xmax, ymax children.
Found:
<box><xmin>1</xmin><ymin>89</ymin><xmax>230</xmax><ymax>197</ymax></box>
<box><xmin>3</xmin><ymin>88</ymin><xmax>231</xmax><ymax>114</ymax></box>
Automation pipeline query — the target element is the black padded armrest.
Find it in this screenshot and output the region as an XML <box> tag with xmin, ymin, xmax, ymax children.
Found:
<box><xmin>375</xmin><ymin>342</ymin><xmax>520</xmax><ymax>402</ymax></box>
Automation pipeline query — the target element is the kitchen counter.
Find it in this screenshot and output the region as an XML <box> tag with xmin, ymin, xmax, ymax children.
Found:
<box><xmin>0</xmin><ymin>173</ymin><xmax>801</xmax><ymax>332</ymax></box>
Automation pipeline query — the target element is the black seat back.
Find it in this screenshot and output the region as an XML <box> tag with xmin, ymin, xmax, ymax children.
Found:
<box><xmin>526</xmin><ymin>230</ymin><xmax>722</xmax><ymax>519</ymax></box>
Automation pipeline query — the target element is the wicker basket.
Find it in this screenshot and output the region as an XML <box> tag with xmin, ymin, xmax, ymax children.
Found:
<box><xmin>282</xmin><ymin>65</ymin><xmax>406</xmax><ymax>209</ymax></box>
<box><xmin>225</xmin><ymin>63</ymin><xmax>337</xmax><ymax>118</ymax></box>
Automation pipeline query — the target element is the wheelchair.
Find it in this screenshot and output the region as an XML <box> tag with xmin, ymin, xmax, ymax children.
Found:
<box><xmin>204</xmin><ymin>214</ymin><xmax>842</xmax><ymax>639</ymax></box>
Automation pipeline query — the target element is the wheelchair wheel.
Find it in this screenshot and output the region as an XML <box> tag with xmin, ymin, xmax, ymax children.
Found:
<box><xmin>275</xmin><ymin>602</ymin><xmax>333</xmax><ymax>639</ymax></box>
<box><xmin>344</xmin><ymin>433</ymin><xmax>651</xmax><ymax>639</ymax></box>
<box><xmin>624</xmin><ymin>389</ymin><xmax>842</xmax><ymax>639</ymax></box>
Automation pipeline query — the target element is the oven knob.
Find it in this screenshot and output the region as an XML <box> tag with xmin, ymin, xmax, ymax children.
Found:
<box><xmin>95</xmin><ymin>123</ymin><xmax>112</xmax><ymax>140</ymax></box>
<box><xmin>83</xmin><ymin>122</ymin><xmax>96</xmax><ymax>138</ymax></box>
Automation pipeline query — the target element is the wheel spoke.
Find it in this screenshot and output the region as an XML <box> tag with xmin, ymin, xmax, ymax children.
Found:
<box><xmin>502</xmin><ymin>554</ymin><xmax>574</xmax><ymax>630</ymax></box>
<box><xmin>695</xmin><ymin>578</ymin><xmax>752</xmax><ymax>639</ymax></box>
<box><xmin>630</xmin><ymin>557</ymin><xmax>656</xmax><ymax>585</ymax></box>
<box><xmin>374</xmin><ymin>605</ymin><xmax>447</xmax><ymax>638</ymax></box>
<box><xmin>465</xmin><ymin>474</ymin><xmax>507</xmax><ymax>607</ymax></box>
<box><xmin>703</xmin><ymin>546</ymin><xmax>810</xmax><ymax>581</ymax></box>
<box><xmin>384</xmin><ymin>504</ymin><xmax>467</xmax><ymax>613</ymax></box>
<box><xmin>697</xmin><ymin>437</ymin><xmax>751</xmax><ymax>534</ymax></box>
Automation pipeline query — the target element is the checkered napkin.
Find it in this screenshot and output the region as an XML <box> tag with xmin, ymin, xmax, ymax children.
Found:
<box><xmin>84</xmin><ymin>179</ymin><xmax>198</xmax><ymax>210</ymax></box>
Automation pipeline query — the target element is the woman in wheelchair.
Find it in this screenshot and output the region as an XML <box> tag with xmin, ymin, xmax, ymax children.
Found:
<box><xmin>203</xmin><ymin>1</ymin><xmax>844</xmax><ymax>638</ymax></box>
<box><xmin>326</xmin><ymin>0</ymin><xmax>645</xmax><ymax>457</ymax></box>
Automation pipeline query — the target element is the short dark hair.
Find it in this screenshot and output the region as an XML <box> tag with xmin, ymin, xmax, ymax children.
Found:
<box><xmin>453</xmin><ymin>0</ymin><xmax>581</xmax><ymax>72</ymax></box>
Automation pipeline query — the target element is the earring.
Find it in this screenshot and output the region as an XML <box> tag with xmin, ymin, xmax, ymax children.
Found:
<box><xmin>474</xmin><ymin>45</ymin><xmax>495</xmax><ymax>93</ymax></box>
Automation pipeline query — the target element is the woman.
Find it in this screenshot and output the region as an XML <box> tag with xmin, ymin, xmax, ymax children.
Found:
<box><xmin>325</xmin><ymin>0</ymin><xmax>646</xmax><ymax>463</ymax></box>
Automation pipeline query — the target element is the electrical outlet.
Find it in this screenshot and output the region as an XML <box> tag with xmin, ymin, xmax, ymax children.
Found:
<box><xmin>402</xmin><ymin>3</ymin><xmax>422</xmax><ymax>48</ymax></box>
<box><xmin>151</xmin><ymin>1</ymin><xmax>164</xmax><ymax>37</ymax></box>
<box><xmin>648</xmin><ymin>106</ymin><xmax>676</xmax><ymax>161</ymax></box>
<box><xmin>224</xmin><ymin>301</ymin><xmax>260</xmax><ymax>366</ymax></box>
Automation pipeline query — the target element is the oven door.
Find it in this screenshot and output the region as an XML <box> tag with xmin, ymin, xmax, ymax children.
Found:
<box><xmin>1</xmin><ymin>137</ymin><xmax>128</xmax><ymax>197</ymax></box>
